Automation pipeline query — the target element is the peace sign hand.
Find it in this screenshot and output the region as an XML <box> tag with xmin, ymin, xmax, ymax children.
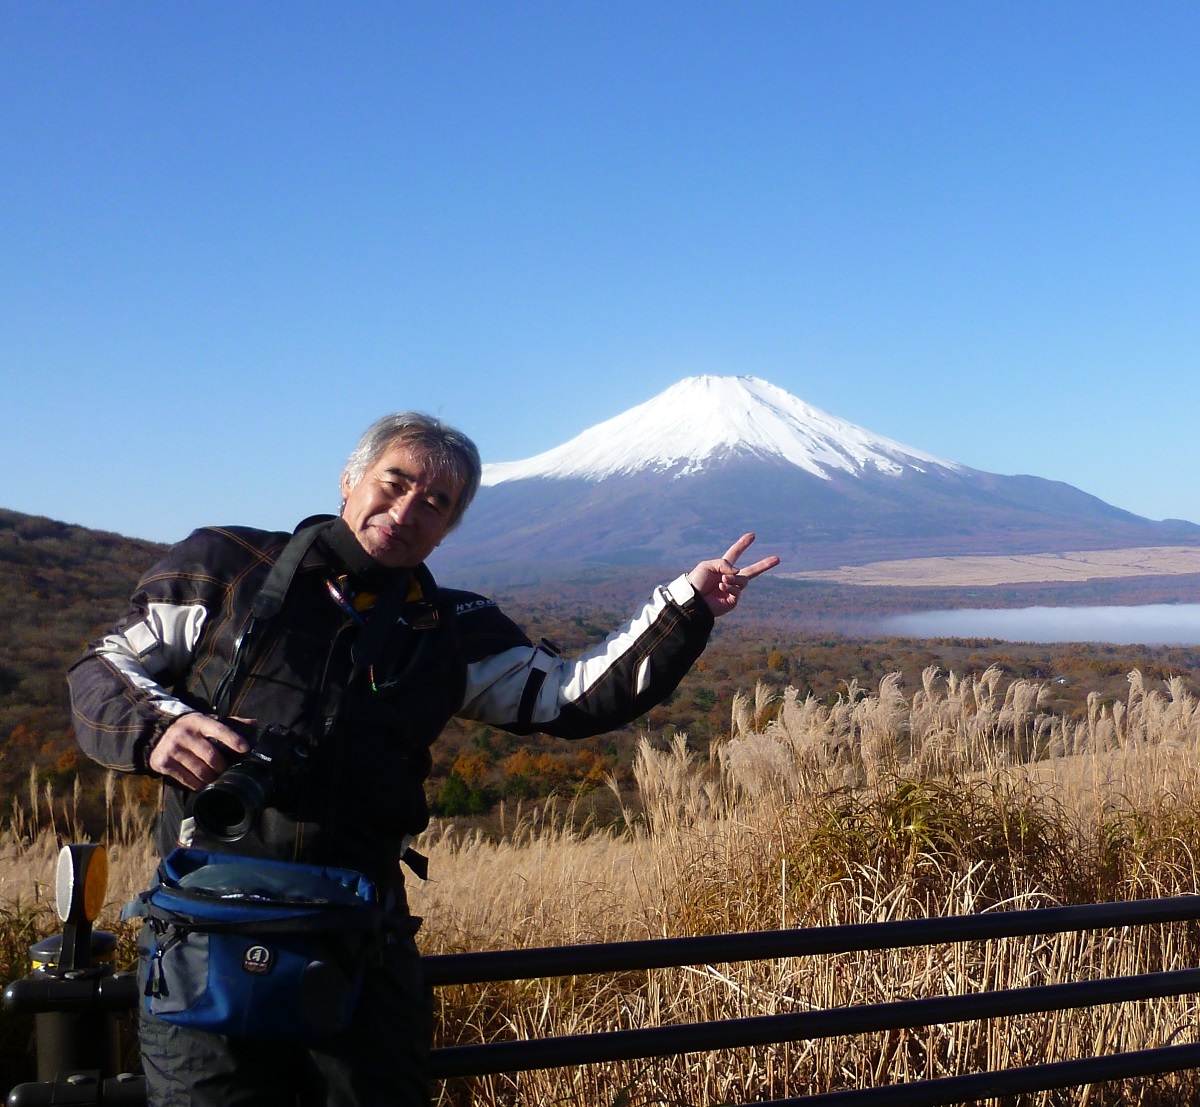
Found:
<box><xmin>686</xmin><ymin>533</ymin><xmax>780</xmax><ymax>618</ymax></box>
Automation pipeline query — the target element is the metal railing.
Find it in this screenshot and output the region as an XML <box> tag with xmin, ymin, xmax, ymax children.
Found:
<box><xmin>425</xmin><ymin>894</ymin><xmax>1200</xmax><ymax>1105</ymax></box>
<box><xmin>7</xmin><ymin>845</ymin><xmax>1200</xmax><ymax>1105</ymax></box>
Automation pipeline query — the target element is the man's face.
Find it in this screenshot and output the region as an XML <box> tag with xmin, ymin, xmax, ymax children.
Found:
<box><xmin>339</xmin><ymin>441</ymin><xmax>463</xmax><ymax>569</ymax></box>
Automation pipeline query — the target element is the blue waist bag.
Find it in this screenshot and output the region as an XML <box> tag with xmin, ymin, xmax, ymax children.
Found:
<box><xmin>125</xmin><ymin>848</ymin><xmax>383</xmax><ymax>1041</ymax></box>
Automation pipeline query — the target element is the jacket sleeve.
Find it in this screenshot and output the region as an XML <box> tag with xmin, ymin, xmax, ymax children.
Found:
<box><xmin>455</xmin><ymin>574</ymin><xmax>714</xmax><ymax>739</ymax></box>
<box><xmin>67</xmin><ymin>530</ymin><xmax>222</xmax><ymax>773</ymax></box>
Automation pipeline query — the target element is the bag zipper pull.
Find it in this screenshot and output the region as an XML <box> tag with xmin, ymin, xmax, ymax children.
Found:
<box><xmin>146</xmin><ymin>923</ymin><xmax>183</xmax><ymax>999</ymax></box>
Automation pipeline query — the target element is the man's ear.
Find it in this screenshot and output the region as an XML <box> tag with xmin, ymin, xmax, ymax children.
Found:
<box><xmin>339</xmin><ymin>471</ymin><xmax>352</xmax><ymax>502</ymax></box>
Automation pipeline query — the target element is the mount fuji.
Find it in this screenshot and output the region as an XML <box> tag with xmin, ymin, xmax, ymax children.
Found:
<box><xmin>435</xmin><ymin>376</ymin><xmax>1200</xmax><ymax>578</ymax></box>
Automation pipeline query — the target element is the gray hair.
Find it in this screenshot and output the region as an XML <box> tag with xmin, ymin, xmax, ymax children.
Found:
<box><xmin>342</xmin><ymin>412</ymin><xmax>482</xmax><ymax>531</ymax></box>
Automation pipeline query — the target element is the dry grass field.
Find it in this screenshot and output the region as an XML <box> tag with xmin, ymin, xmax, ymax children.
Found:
<box><xmin>5</xmin><ymin>666</ymin><xmax>1200</xmax><ymax>1104</ymax></box>
<box><xmin>780</xmin><ymin>545</ymin><xmax>1200</xmax><ymax>587</ymax></box>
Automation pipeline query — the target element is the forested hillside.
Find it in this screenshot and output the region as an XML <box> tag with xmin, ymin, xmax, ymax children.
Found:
<box><xmin>0</xmin><ymin>509</ymin><xmax>165</xmax><ymax>808</ymax></box>
<box><xmin>6</xmin><ymin>507</ymin><xmax>1200</xmax><ymax>835</ymax></box>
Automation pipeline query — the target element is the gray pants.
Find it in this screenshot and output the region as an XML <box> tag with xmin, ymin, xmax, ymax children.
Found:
<box><xmin>138</xmin><ymin>935</ymin><xmax>433</xmax><ymax>1107</ymax></box>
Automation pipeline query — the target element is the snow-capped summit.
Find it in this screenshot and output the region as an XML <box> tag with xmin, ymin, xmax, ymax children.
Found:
<box><xmin>482</xmin><ymin>376</ymin><xmax>957</xmax><ymax>486</ymax></box>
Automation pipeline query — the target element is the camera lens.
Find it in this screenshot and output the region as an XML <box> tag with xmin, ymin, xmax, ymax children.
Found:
<box><xmin>193</xmin><ymin>762</ymin><xmax>272</xmax><ymax>842</ymax></box>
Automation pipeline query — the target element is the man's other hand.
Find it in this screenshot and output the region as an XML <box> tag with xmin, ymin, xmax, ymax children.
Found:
<box><xmin>149</xmin><ymin>714</ymin><xmax>251</xmax><ymax>791</ymax></box>
<box><xmin>687</xmin><ymin>533</ymin><xmax>780</xmax><ymax>618</ymax></box>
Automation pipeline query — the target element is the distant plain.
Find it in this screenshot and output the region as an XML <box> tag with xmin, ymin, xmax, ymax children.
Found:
<box><xmin>781</xmin><ymin>545</ymin><xmax>1200</xmax><ymax>588</ymax></box>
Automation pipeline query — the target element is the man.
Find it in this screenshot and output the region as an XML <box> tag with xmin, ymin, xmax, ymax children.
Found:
<box><xmin>69</xmin><ymin>412</ymin><xmax>778</xmax><ymax>1107</ymax></box>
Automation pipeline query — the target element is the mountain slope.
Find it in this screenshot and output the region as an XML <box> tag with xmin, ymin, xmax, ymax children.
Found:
<box><xmin>436</xmin><ymin>376</ymin><xmax>1200</xmax><ymax>577</ymax></box>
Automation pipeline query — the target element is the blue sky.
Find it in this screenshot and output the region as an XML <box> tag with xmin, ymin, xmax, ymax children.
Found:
<box><xmin>4</xmin><ymin>2</ymin><xmax>1199</xmax><ymax>545</ymax></box>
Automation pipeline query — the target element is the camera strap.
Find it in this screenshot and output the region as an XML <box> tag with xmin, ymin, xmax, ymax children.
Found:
<box><xmin>254</xmin><ymin>517</ymin><xmax>336</xmax><ymax>621</ymax></box>
<box><xmin>206</xmin><ymin>517</ymin><xmax>440</xmax><ymax>883</ymax></box>
<box><xmin>211</xmin><ymin>517</ymin><xmax>335</xmax><ymax>718</ymax></box>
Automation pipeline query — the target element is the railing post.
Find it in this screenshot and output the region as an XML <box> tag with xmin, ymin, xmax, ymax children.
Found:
<box><xmin>2</xmin><ymin>845</ymin><xmax>146</xmax><ymax>1107</ymax></box>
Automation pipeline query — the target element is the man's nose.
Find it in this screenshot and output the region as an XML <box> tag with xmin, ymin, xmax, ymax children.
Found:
<box><xmin>388</xmin><ymin>493</ymin><xmax>417</xmax><ymax>524</ymax></box>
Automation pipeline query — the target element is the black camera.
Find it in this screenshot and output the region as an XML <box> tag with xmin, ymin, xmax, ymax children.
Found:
<box><xmin>192</xmin><ymin>722</ymin><xmax>310</xmax><ymax>842</ymax></box>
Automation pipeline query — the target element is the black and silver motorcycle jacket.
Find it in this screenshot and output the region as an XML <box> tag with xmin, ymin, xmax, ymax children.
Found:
<box><xmin>68</xmin><ymin>516</ymin><xmax>714</xmax><ymax>890</ymax></box>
